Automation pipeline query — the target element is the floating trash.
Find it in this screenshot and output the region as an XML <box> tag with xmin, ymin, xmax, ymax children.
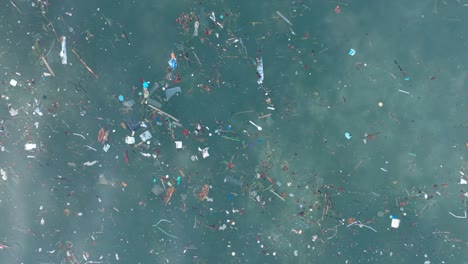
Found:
<box><xmin>165</xmin><ymin>86</ymin><xmax>181</xmax><ymax>101</ymax></box>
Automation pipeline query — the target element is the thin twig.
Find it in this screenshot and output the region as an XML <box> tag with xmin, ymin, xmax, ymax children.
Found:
<box><xmin>269</xmin><ymin>189</ymin><xmax>285</xmax><ymax>201</ymax></box>
<box><xmin>71</xmin><ymin>48</ymin><xmax>99</xmax><ymax>79</ymax></box>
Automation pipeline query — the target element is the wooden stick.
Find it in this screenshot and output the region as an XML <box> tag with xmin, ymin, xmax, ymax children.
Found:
<box><xmin>145</xmin><ymin>103</ymin><xmax>180</xmax><ymax>123</ymax></box>
<box><xmin>269</xmin><ymin>189</ymin><xmax>285</xmax><ymax>201</ymax></box>
<box><xmin>258</xmin><ymin>113</ymin><xmax>271</xmax><ymax>119</ymax></box>
<box><xmin>71</xmin><ymin>48</ymin><xmax>99</xmax><ymax>79</ymax></box>
<box><xmin>40</xmin><ymin>56</ymin><xmax>55</xmax><ymax>77</ymax></box>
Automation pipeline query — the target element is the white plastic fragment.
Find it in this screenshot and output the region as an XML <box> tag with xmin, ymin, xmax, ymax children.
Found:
<box><xmin>390</xmin><ymin>218</ymin><xmax>400</xmax><ymax>228</ymax></box>
<box><xmin>198</xmin><ymin>147</ymin><xmax>209</xmax><ymax>159</ymax></box>
<box><xmin>60</xmin><ymin>36</ymin><xmax>67</xmax><ymax>64</ymax></box>
<box><xmin>459</xmin><ymin>178</ymin><xmax>467</xmax><ymax>185</ymax></box>
<box><xmin>103</xmin><ymin>144</ymin><xmax>110</xmax><ymax>152</ymax></box>
<box><xmin>125</xmin><ymin>136</ymin><xmax>135</xmax><ymax>144</ymax></box>
<box><xmin>9</xmin><ymin>79</ymin><xmax>17</xmax><ymax>86</ymax></box>
<box><xmin>140</xmin><ymin>152</ymin><xmax>151</xmax><ymax>157</ymax></box>
<box><xmin>193</xmin><ymin>21</ymin><xmax>199</xmax><ymax>37</ymax></box>
<box><xmin>83</xmin><ymin>160</ymin><xmax>98</xmax><ymax>166</ymax></box>
<box><xmin>34</xmin><ymin>107</ymin><xmax>43</xmax><ymax>116</ymax></box>
<box><xmin>175</xmin><ymin>141</ymin><xmax>183</xmax><ymax>149</ymax></box>
<box><xmin>1</xmin><ymin>169</ymin><xmax>7</xmax><ymax>181</ymax></box>
<box><xmin>140</xmin><ymin>131</ymin><xmax>152</xmax><ymax>142</ymax></box>
<box><xmin>25</xmin><ymin>143</ymin><xmax>37</xmax><ymax>151</ymax></box>
<box><xmin>9</xmin><ymin>108</ymin><xmax>18</xmax><ymax>117</ymax></box>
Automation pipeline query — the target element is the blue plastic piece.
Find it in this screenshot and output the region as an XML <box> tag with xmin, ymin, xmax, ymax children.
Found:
<box><xmin>345</xmin><ymin>132</ymin><xmax>352</xmax><ymax>140</ymax></box>
<box><xmin>118</xmin><ymin>95</ymin><xmax>124</xmax><ymax>102</ymax></box>
<box><xmin>126</xmin><ymin>119</ymin><xmax>141</xmax><ymax>132</ymax></box>
<box><xmin>168</xmin><ymin>58</ymin><xmax>177</xmax><ymax>70</ymax></box>
<box><xmin>143</xmin><ymin>81</ymin><xmax>149</xmax><ymax>88</ymax></box>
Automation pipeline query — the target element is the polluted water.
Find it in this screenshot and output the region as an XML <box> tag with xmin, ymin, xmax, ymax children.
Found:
<box><xmin>0</xmin><ymin>0</ymin><xmax>467</xmax><ymax>264</ymax></box>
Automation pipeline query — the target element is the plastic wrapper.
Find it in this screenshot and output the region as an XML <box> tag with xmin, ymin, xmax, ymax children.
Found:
<box><xmin>165</xmin><ymin>87</ymin><xmax>181</xmax><ymax>101</ymax></box>
<box><xmin>60</xmin><ymin>36</ymin><xmax>67</xmax><ymax>65</ymax></box>
<box><xmin>256</xmin><ymin>57</ymin><xmax>264</xmax><ymax>84</ymax></box>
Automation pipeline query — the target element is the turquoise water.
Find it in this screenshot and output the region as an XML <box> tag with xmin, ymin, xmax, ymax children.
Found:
<box><xmin>0</xmin><ymin>0</ymin><xmax>467</xmax><ymax>263</ymax></box>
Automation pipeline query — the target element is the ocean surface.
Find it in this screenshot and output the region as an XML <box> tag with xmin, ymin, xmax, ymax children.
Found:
<box><xmin>0</xmin><ymin>0</ymin><xmax>467</xmax><ymax>263</ymax></box>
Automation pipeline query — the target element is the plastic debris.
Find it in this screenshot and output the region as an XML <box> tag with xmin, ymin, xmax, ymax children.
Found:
<box><xmin>139</xmin><ymin>131</ymin><xmax>152</xmax><ymax>142</ymax></box>
<box><xmin>140</xmin><ymin>152</ymin><xmax>152</xmax><ymax>157</ymax></box>
<box><xmin>391</xmin><ymin>218</ymin><xmax>400</xmax><ymax>228</ymax></box>
<box><xmin>9</xmin><ymin>79</ymin><xmax>17</xmax><ymax>86</ymax></box>
<box><xmin>256</xmin><ymin>57</ymin><xmax>264</xmax><ymax>84</ymax></box>
<box><xmin>175</xmin><ymin>141</ymin><xmax>183</xmax><ymax>149</ymax></box>
<box><xmin>146</xmin><ymin>98</ymin><xmax>163</xmax><ymax>109</ymax></box>
<box><xmin>103</xmin><ymin>144</ymin><xmax>110</xmax><ymax>152</ymax></box>
<box><xmin>83</xmin><ymin>160</ymin><xmax>99</xmax><ymax>167</ymax></box>
<box><xmin>126</xmin><ymin>120</ymin><xmax>142</xmax><ymax>132</ymax></box>
<box><xmin>276</xmin><ymin>11</ymin><xmax>293</xmax><ymax>26</ymax></box>
<box><xmin>1</xmin><ymin>168</ymin><xmax>7</xmax><ymax>181</ymax></box>
<box><xmin>344</xmin><ymin>132</ymin><xmax>352</xmax><ymax>140</ymax></box>
<box><xmin>123</xmin><ymin>99</ymin><xmax>135</xmax><ymax>108</ymax></box>
<box><xmin>193</xmin><ymin>21</ymin><xmax>199</xmax><ymax>37</ymax></box>
<box><xmin>349</xmin><ymin>49</ymin><xmax>356</xmax><ymax>56</ymax></box>
<box><xmin>168</xmin><ymin>52</ymin><xmax>177</xmax><ymax>70</ymax></box>
<box><xmin>198</xmin><ymin>147</ymin><xmax>209</xmax><ymax>159</ymax></box>
<box><xmin>249</xmin><ymin>120</ymin><xmax>262</xmax><ymax>131</ymax></box>
<box><xmin>24</xmin><ymin>143</ymin><xmax>37</xmax><ymax>151</ymax></box>
<box><xmin>60</xmin><ymin>36</ymin><xmax>67</xmax><ymax>64</ymax></box>
<box><xmin>9</xmin><ymin>107</ymin><xmax>18</xmax><ymax>117</ymax></box>
<box><xmin>125</xmin><ymin>136</ymin><xmax>135</xmax><ymax>144</ymax></box>
<box><xmin>165</xmin><ymin>86</ymin><xmax>182</xmax><ymax>101</ymax></box>
<box><xmin>34</xmin><ymin>107</ymin><xmax>43</xmax><ymax>116</ymax></box>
